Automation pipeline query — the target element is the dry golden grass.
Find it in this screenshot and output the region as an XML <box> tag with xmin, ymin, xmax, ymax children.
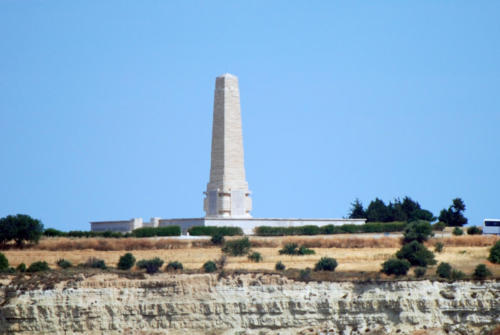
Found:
<box><xmin>27</xmin><ymin>234</ymin><xmax>499</xmax><ymax>252</ymax></box>
<box><xmin>4</xmin><ymin>245</ymin><xmax>499</xmax><ymax>277</ymax></box>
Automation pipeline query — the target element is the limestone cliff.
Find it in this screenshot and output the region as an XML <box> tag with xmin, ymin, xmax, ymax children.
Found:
<box><xmin>0</xmin><ymin>273</ymin><xmax>498</xmax><ymax>335</ymax></box>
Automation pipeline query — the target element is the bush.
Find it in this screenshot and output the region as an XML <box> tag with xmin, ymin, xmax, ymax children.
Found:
<box><xmin>396</xmin><ymin>241</ymin><xmax>436</xmax><ymax>267</ymax></box>
<box><xmin>381</xmin><ymin>258</ymin><xmax>411</xmax><ymax>276</ymax></box>
<box><xmin>117</xmin><ymin>253</ymin><xmax>136</xmax><ymax>270</ymax></box>
<box><xmin>188</xmin><ymin>226</ymin><xmax>243</xmax><ymax>236</ymax></box>
<box><xmin>27</xmin><ymin>261</ymin><xmax>50</xmax><ymax>273</ymax></box>
<box><xmin>166</xmin><ymin>261</ymin><xmax>183</xmax><ymax>271</ymax></box>
<box><xmin>137</xmin><ymin>257</ymin><xmax>164</xmax><ymax>274</ymax></box>
<box><xmin>414</xmin><ymin>267</ymin><xmax>426</xmax><ymax>278</ymax></box>
<box><xmin>254</xmin><ymin>222</ymin><xmax>407</xmax><ymax>236</ymax></box>
<box><xmin>0</xmin><ymin>214</ymin><xmax>44</xmax><ymax>247</ymax></box>
<box><xmin>203</xmin><ymin>261</ymin><xmax>217</xmax><ymax>273</ymax></box>
<box><xmin>44</xmin><ymin>228</ymin><xmax>67</xmax><ymax>237</ymax></box>
<box><xmin>248</xmin><ymin>252</ymin><xmax>262</xmax><ymax>262</ymax></box>
<box><xmin>16</xmin><ymin>263</ymin><xmax>26</xmax><ymax>272</ymax></box>
<box><xmin>210</xmin><ymin>232</ymin><xmax>225</xmax><ymax>245</ymax></box>
<box><xmin>85</xmin><ymin>257</ymin><xmax>107</xmax><ymax>269</ymax></box>
<box><xmin>434</xmin><ymin>242</ymin><xmax>444</xmax><ymax>253</ymax></box>
<box><xmin>299</xmin><ymin>268</ymin><xmax>312</xmax><ymax>281</ymax></box>
<box><xmin>473</xmin><ymin>264</ymin><xmax>492</xmax><ymax>280</ymax></box>
<box><xmin>222</xmin><ymin>237</ymin><xmax>251</xmax><ymax>256</ymax></box>
<box><xmin>0</xmin><ymin>252</ymin><xmax>8</xmax><ymax>271</ymax></box>
<box><xmin>488</xmin><ymin>240</ymin><xmax>500</xmax><ymax>264</ymax></box>
<box><xmin>452</xmin><ymin>227</ymin><xmax>464</xmax><ymax>236</ymax></box>
<box><xmin>314</xmin><ymin>257</ymin><xmax>338</xmax><ymax>271</ymax></box>
<box><xmin>437</xmin><ymin>262</ymin><xmax>452</xmax><ymax>279</ymax></box>
<box><xmin>216</xmin><ymin>255</ymin><xmax>227</xmax><ymax>269</ymax></box>
<box><xmin>298</xmin><ymin>245</ymin><xmax>316</xmax><ymax>255</ymax></box>
<box><xmin>432</xmin><ymin>221</ymin><xmax>446</xmax><ymax>231</ymax></box>
<box><xmin>56</xmin><ymin>259</ymin><xmax>72</xmax><ymax>269</ymax></box>
<box><xmin>467</xmin><ymin>226</ymin><xmax>482</xmax><ymax>235</ymax></box>
<box><xmin>131</xmin><ymin>226</ymin><xmax>181</xmax><ymax>237</ymax></box>
<box><xmin>450</xmin><ymin>269</ymin><xmax>465</xmax><ymax>280</ymax></box>
<box><xmin>279</xmin><ymin>243</ymin><xmax>315</xmax><ymax>255</ymax></box>
<box><xmin>403</xmin><ymin>220</ymin><xmax>433</xmax><ymax>243</ymax></box>
<box><xmin>275</xmin><ymin>261</ymin><xmax>285</xmax><ymax>271</ymax></box>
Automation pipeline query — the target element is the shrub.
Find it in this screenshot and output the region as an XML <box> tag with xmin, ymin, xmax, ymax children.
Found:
<box><xmin>85</xmin><ymin>257</ymin><xmax>107</xmax><ymax>269</ymax></box>
<box><xmin>381</xmin><ymin>258</ymin><xmax>411</xmax><ymax>276</ymax></box>
<box><xmin>396</xmin><ymin>241</ymin><xmax>436</xmax><ymax>267</ymax></box>
<box><xmin>248</xmin><ymin>252</ymin><xmax>262</xmax><ymax>262</ymax></box>
<box><xmin>279</xmin><ymin>243</ymin><xmax>299</xmax><ymax>255</ymax></box>
<box><xmin>131</xmin><ymin>226</ymin><xmax>181</xmax><ymax>237</ymax></box>
<box><xmin>254</xmin><ymin>222</ymin><xmax>407</xmax><ymax>236</ymax></box>
<box><xmin>275</xmin><ymin>261</ymin><xmax>285</xmax><ymax>271</ymax></box>
<box><xmin>414</xmin><ymin>267</ymin><xmax>426</xmax><ymax>278</ymax></box>
<box><xmin>452</xmin><ymin>227</ymin><xmax>464</xmax><ymax>236</ymax></box>
<box><xmin>314</xmin><ymin>257</ymin><xmax>338</xmax><ymax>271</ymax></box>
<box><xmin>473</xmin><ymin>264</ymin><xmax>492</xmax><ymax>280</ymax></box>
<box><xmin>188</xmin><ymin>226</ymin><xmax>243</xmax><ymax>236</ymax></box>
<box><xmin>210</xmin><ymin>232</ymin><xmax>225</xmax><ymax>245</ymax></box>
<box><xmin>0</xmin><ymin>252</ymin><xmax>8</xmax><ymax>271</ymax></box>
<box><xmin>137</xmin><ymin>257</ymin><xmax>164</xmax><ymax>274</ymax></box>
<box><xmin>488</xmin><ymin>240</ymin><xmax>500</xmax><ymax>264</ymax></box>
<box><xmin>222</xmin><ymin>237</ymin><xmax>251</xmax><ymax>256</ymax></box>
<box><xmin>16</xmin><ymin>263</ymin><xmax>26</xmax><ymax>272</ymax></box>
<box><xmin>56</xmin><ymin>259</ymin><xmax>72</xmax><ymax>269</ymax></box>
<box><xmin>279</xmin><ymin>243</ymin><xmax>315</xmax><ymax>255</ymax></box>
<box><xmin>166</xmin><ymin>261</ymin><xmax>183</xmax><ymax>271</ymax></box>
<box><xmin>437</xmin><ymin>262</ymin><xmax>452</xmax><ymax>279</ymax></box>
<box><xmin>434</xmin><ymin>242</ymin><xmax>444</xmax><ymax>253</ymax></box>
<box><xmin>44</xmin><ymin>228</ymin><xmax>67</xmax><ymax>237</ymax></box>
<box><xmin>450</xmin><ymin>269</ymin><xmax>465</xmax><ymax>280</ymax></box>
<box><xmin>299</xmin><ymin>268</ymin><xmax>312</xmax><ymax>281</ymax></box>
<box><xmin>203</xmin><ymin>260</ymin><xmax>217</xmax><ymax>273</ymax></box>
<box><xmin>467</xmin><ymin>226</ymin><xmax>482</xmax><ymax>235</ymax></box>
<box><xmin>403</xmin><ymin>220</ymin><xmax>433</xmax><ymax>243</ymax></box>
<box><xmin>27</xmin><ymin>261</ymin><xmax>50</xmax><ymax>273</ymax></box>
<box><xmin>432</xmin><ymin>221</ymin><xmax>446</xmax><ymax>231</ymax></box>
<box><xmin>117</xmin><ymin>253</ymin><xmax>136</xmax><ymax>270</ymax></box>
<box><xmin>298</xmin><ymin>245</ymin><xmax>316</xmax><ymax>255</ymax></box>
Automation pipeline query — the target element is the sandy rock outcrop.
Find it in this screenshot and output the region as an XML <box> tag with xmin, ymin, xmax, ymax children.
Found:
<box><xmin>0</xmin><ymin>273</ymin><xmax>498</xmax><ymax>334</ymax></box>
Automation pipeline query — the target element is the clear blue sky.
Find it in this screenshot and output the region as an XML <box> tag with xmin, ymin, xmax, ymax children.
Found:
<box><xmin>1</xmin><ymin>2</ymin><xmax>499</xmax><ymax>231</ymax></box>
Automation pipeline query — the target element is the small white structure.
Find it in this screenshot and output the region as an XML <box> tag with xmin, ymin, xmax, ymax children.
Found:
<box><xmin>90</xmin><ymin>74</ymin><xmax>366</xmax><ymax>234</ymax></box>
<box><xmin>483</xmin><ymin>219</ymin><xmax>500</xmax><ymax>235</ymax></box>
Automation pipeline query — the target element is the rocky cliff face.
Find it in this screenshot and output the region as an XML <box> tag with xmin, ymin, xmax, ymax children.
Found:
<box><xmin>0</xmin><ymin>273</ymin><xmax>498</xmax><ymax>335</ymax></box>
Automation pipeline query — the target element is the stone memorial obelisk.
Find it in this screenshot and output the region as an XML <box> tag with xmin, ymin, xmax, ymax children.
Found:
<box><xmin>204</xmin><ymin>74</ymin><xmax>252</xmax><ymax>218</ymax></box>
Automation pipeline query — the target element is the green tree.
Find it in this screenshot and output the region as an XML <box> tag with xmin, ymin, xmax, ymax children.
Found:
<box><xmin>438</xmin><ymin>198</ymin><xmax>468</xmax><ymax>227</ymax></box>
<box><xmin>488</xmin><ymin>240</ymin><xmax>500</xmax><ymax>264</ymax></box>
<box><xmin>348</xmin><ymin>199</ymin><xmax>366</xmax><ymax>219</ymax></box>
<box><xmin>381</xmin><ymin>258</ymin><xmax>410</xmax><ymax>276</ymax></box>
<box><xmin>473</xmin><ymin>264</ymin><xmax>492</xmax><ymax>280</ymax></box>
<box><xmin>0</xmin><ymin>214</ymin><xmax>44</xmax><ymax>247</ymax></box>
<box><xmin>366</xmin><ymin>198</ymin><xmax>390</xmax><ymax>222</ymax></box>
<box><xmin>403</xmin><ymin>221</ymin><xmax>434</xmax><ymax>243</ymax></box>
<box><xmin>396</xmin><ymin>241</ymin><xmax>436</xmax><ymax>267</ymax></box>
<box><xmin>117</xmin><ymin>253</ymin><xmax>136</xmax><ymax>270</ymax></box>
<box><xmin>0</xmin><ymin>252</ymin><xmax>9</xmax><ymax>271</ymax></box>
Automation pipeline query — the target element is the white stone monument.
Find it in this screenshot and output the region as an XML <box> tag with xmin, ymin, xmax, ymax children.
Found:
<box><xmin>90</xmin><ymin>74</ymin><xmax>366</xmax><ymax>234</ymax></box>
<box><xmin>204</xmin><ymin>74</ymin><xmax>252</xmax><ymax>218</ymax></box>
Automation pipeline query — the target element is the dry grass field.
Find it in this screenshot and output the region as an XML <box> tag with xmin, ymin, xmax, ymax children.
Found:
<box><xmin>3</xmin><ymin>235</ymin><xmax>499</xmax><ymax>277</ymax></box>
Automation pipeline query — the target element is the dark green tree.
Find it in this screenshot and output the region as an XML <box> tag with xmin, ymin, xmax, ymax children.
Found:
<box><xmin>403</xmin><ymin>220</ymin><xmax>434</xmax><ymax>243</ymax></box>
<box><xmin>366</xmin><ymin>198</ymin><xmax>390</xmax><ymax>222</ymax></box>
<box><xmin>396</xmin><ymin>241</ymin><xmax>436</xmax><ymax>267</ymax></box>
<box><xmin>0</xmin><ymin>214</ymin><xmax>44</xmax><ymax>247</ymax></box>
<box><xmin>348</xmin><ymin>198</ymin><xmax>366</xmax><ymax>219</ymax></box>
<box><xmin>438</xmin><ymin>198</ymin><xmax>468</xmax><ymax>227</ymax></box>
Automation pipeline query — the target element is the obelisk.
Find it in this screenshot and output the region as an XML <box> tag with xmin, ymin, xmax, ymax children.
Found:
<box><xmin>204</xmin><ymin>74</ymin><xmax>252</xmax><ymax>218</ymax></box>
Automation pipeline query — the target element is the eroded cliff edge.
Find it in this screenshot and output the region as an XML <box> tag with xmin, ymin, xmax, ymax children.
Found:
<box><xmin>0</xmin><ymin>273</ymin><xmax>498</xmax><ymax>335</ymax></box>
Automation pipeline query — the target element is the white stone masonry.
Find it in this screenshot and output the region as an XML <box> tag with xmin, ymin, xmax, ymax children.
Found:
<box><xmin>204</xmin><ymin>74</ymin><xmax>252</xmax><ymax>218</ymax></box>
